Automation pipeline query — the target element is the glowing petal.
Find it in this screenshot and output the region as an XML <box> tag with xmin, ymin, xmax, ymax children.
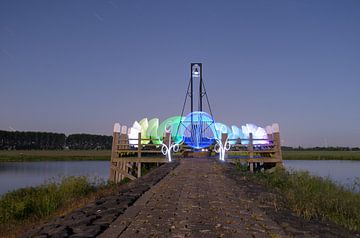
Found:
<box><xmin>128</xmin><ymin>121</ymin><xmax>141</xmax><ymax>146</ymax></box>
<box><xmin>147</xmin><ymin>118</ymin><xmax>162</xmax><ymax>145</ymax></box>
<box><xmin>214</xmin><ymin>123</ymin><xmax>231</xmax><ymax>140</ymax></box>
<box><xmin>113</xmin><ymin>123</ymin><xmax>121</xmax><ymax>133</ymax></box>
<box><xmin>158</xmin><ymin>116</ymin><xmax>184</xmax><ymax>144</ymax></box>
<box><xmin>265</xmin><ymin>126</ymin><xmax>273</xmax><ymax>135</ymax></box>
<box><xmin>240</xmin><ymin>123</ymin><xmax>268</xmax><ymax>144</ymax></box>
<box><xmin>272</xmin><ymin>123</ymin><xmax>280</xmax><ymax>133</ymax></box>
<box><xmin>230</xmin><ymin>125</ymin><xmax>241</xmax><ymax>145</ymax></box>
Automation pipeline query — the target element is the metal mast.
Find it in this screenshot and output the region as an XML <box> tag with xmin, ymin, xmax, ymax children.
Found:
<box><xmin>176</xmin><ymin>63</ymin><xmax>216</xmax><ymax>142</ymax></box>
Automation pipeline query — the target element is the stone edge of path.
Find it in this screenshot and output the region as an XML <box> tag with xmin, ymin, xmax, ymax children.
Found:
<box><xmin>22</xmin><ymin>161</ymin><xmax>179</xmax><ymax>238</ymax></box>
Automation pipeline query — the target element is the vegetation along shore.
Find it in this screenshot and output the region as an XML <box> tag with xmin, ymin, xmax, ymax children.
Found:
<box><xmin>1</xmin><ymin>150</ymin><xmax>360</xmax><ymax>162</ymax></box>
<box><xmin>0</xmin><ymin>150</ymin><xmax>111</xmax><ymax>162</ymax></box>
<box><xmin>283</xmin><ymin>150</ymin><xmax>360</xmax><ymax>161</ymax></box>
<box><xmin>238</xmin><ymin>165</ymin><xmax>360</xmax><ymax>233</ymax></box>
<box><xmin>0</xmin><ymin>176</ymin><xmax>120</xmax><ymax>237</ymax></box>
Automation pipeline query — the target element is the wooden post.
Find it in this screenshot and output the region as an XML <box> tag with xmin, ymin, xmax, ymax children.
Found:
<box><xmin>164</xmin><ymin>132</ymin><xmax>170</xmax><ymax>147</ymax></box>
<box><xmin>137</xmin><ymin>162</ymin><xmax>141</xmax><ymax>178</ymax></box>
<box><xmin>273</xmin><ymin>132</ymin><xmax>283</xmax><ymax>167</ymax></box>
<box><xmin>248</xmin><ymin>133</ymin><xmax>254</xmax><ymax>172</ymax></box>
<box><xmin>163</xmin><ymin>132</ymin><xmax>171</xmax><ymax>160</ymax></box>
<box><xmin>221</xmin><ymin>133</ymin><xmax>227</xmax><ymax>145</ymax></box>
<box><xmin>137</xmin><ymin>132</ymin><xmax>142</xmax><ymax>178</ymax></box>
<box><xmin>110</xmin><ymin>124</ymin><xmax>120</xmax><ymax>182</ymax></box>
<box><xmin>120</xmin><ymin>130</ymin><xmax>130</xmax><ymax>181</ymax></box>
<box><xmin>221</xmin><ymin>133</ymin><xmax>228</xmax><ymax>160</ymax></box>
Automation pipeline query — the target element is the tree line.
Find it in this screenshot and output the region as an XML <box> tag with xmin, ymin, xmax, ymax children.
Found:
<box><xmin>0</xmin><ymin>130</ymin><xmax>112</xmax><ymax>150</ymax></box>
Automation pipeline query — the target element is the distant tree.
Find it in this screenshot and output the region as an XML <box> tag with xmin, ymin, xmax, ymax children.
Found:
<box><xmin>66</xmin><ymin>134</ymin><xmax>112</xmax><ymax>150</ymax></box>
<box><xmin>0</xmin><ymin>130</ymin><xmax>66</xmax><ymax>150</ymax></box>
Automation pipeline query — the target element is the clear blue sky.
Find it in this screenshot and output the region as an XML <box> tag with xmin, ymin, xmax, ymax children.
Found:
<box><xmin>0</xmin><ymin>0</ymin><xmax>359</xmax><ymax>147</ymax></box>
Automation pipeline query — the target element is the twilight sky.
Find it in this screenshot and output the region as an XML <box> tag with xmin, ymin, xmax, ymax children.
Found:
<box><xmin>0</xmin><ymin>0</ymin><xmax>359</xmax><ymax>147</ymax></box>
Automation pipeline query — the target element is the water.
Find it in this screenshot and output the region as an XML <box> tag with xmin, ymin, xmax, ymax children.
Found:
<box><xmin>0</xmin><ymin>161</ymin><xmax>109</xmax><ymax>196</ymax></box>
<box><xmin>284</xmin><ymin>160</ymin><xmax>360</xmax><ymax>191</ymax></box>
<box><xmin>0</xmin><ymin>160</ymin><xmax>359</xmax><ymax>197</ymax></box>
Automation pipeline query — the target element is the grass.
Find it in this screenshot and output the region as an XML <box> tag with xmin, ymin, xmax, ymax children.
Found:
<box><xmin>0</xmin><ymin>176</ymin><xmax>126</xmax><ymax>237</ymax></box>
<box><xmin>1</xmin><ymin>150</ymin><xmax>360</xmax><ymax>162</ymax></box>
<box><xmin>0</xmin><ymin>160</ymin><xmax>158</xmax><ymax>237</ymax></box>
<box><xmin>0</xmin><ymin>150</ymin><xmax>111</xmax><ymax>162</ymax></box>
<box><xmin>241</xmin><ymin>166</ymin><xmax>360</xmax><ymax>233</ymax></box>
<box><xmin>283</xmin><ymin>150</ymin><xmax>360</xmax><ymax>160</ymax></box>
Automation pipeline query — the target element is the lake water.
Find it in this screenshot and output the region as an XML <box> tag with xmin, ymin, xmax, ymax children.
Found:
<box><xmin>284</xmin><ymin>160</ymin><xmax>360</xmax><ymax>191</ymax></box>
<box><xmin>0</xmin><ymin>160</ymin><xmax>359</xmax><ymax>196</ymax></box>
<box><xmin>0</xmin><ymin>161</ymin><xmax>110</xmax><ymax>196</ymax></box>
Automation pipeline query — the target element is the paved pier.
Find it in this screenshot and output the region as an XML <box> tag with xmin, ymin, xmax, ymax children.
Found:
<box><xmin>100</xmin><ymin>158</ymin><xmax>289</xmax><ymax>238</ymax></box>
<box><xmin>25</xmin><ymin>158</ymin><xmax>356</xmax><ymax>238</ymax></box>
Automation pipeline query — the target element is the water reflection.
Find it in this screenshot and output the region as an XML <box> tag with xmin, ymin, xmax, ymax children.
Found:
<box><xmin>284</xmin><ymin>160</ymin><xmax>360</xmax><ymax>191</ymax></box>
<box><xmin>0</xmin><ymin>160</ymin><xmax>359</xmax><ymax>196</ymax></box>
<box><xmin>0</xmin><ymin>161</ymin><xmax>109</xmax><ymax>196</ymax></box>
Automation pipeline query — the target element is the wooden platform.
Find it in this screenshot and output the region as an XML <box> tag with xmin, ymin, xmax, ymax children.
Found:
<box><xmin>109</xmin><ymin>131</ymin><xmax>283</xmax><ymax>183</ymax></box>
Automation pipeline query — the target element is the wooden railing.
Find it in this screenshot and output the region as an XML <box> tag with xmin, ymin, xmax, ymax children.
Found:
<box><xmin>109</xmin><ymin>129</ymin><xmax>283</xmax><ymax>182</ymax></box>
<box><xmin>224</xmin><ymin>132</ymin><xmax>283</xmax><ymax>172</ymax></box>
<box><xmin>110</xmin><ymin>132</ymin><xmax>170</xmax><ymax>183</ymax></box>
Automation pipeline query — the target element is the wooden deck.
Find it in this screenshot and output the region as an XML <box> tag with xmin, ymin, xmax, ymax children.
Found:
<box><xmin>109</xmin><ymin>131</ymin><xmax>283</xmax><ymax>183</ymax></box>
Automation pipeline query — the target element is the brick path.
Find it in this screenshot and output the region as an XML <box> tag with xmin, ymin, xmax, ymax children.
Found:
<box><xmin>100</xmin><ymin>158</ymin><xmax>289</xmax><ymax>238</ymax></box>
<box><xmin>23</xmin><ymin>162</ymin><xmax>179</xmax><ymax>238</ymax></box>
<box><xmin>24</xmin><ymin>158</ymin><xmax>357</xmax><ymax>238</ymax></box>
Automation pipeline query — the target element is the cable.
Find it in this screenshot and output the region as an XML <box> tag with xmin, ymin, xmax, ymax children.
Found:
<box><xmin>175</xmin><ymin>78</ymin><xmax>191</xmax><ymax>139</ymax></box>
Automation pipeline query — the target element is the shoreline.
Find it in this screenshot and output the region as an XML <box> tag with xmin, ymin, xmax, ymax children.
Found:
<box><xmin>0</xmin><ymin>150</ymin><xmax>111</xmax><ymax>162</ymax></box>
<box><xmin>1</xmin><ymin>150</ymin><xmax>360</xmax><ymax>162</ymax></box>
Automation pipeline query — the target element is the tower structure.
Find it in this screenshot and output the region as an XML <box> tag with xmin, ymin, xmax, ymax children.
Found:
<box><xmin>177</xmin><ymin>63</ymin><xmax>216</xmax><ymax>149</ymax></box>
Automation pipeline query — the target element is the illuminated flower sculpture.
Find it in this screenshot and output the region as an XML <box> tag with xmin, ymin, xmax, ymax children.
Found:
<box><xmin>157</xmin><ymin>116</ymin><xmax>184</xmax><ymax>144</ymax></box>
<box><xmin>147</xmin><ymin>118</ymin><xmax>161</xmax><ymax>145</ymax></box>
<box><xmin>128</xmin><ymin>121</ymin><xmax>142</xmax><ymax>147</ymax></box>
<box><xmin>127</xmin><ymin>115</ymin><xmax>270</xmax><ymax>160</ymax></box>
<box><xmin>241</xmin><ymin>123</ymin><xmax>268</xmax><ymax>144</ymax></box>
<box><xmin>177</xmin><ymin>111</ymin><xmax>216</xmax><ymax>149</ymax></box>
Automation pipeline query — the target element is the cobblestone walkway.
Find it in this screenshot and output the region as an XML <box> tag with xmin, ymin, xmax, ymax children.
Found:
<box><xmin>100</xmin><ymin>158</ymin><xmax>289</xmax><ymax>238</ymax></box>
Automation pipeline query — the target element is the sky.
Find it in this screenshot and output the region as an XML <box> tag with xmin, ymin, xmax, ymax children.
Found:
<box><xmin>0</xmin><ymin>0</ymin><xmax>359</xmax><ymax>147</ymax></box>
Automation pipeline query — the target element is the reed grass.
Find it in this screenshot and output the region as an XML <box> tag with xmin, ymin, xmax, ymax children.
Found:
<box><xmin>244</xmin><ymin>167</ymin><xmax>360</xmax><ymax>232</ymax></box>
<box><xmin>0</xmin><ymin>150</ymin><xmax>111</xmax><ymax>161</ymax></box>
<box><xmin>0</xmin><ymin>177</ymin><xmax>97</xmax><ymax>222</ymax></box>
<box><xmin>0</xmin><ymin>176</ymin><xmax>123</xmax><ymax>237</ymax></box>
<box><xmin>283</xmin><ymin>150</ymin><xmax>360</xmax><ymax>160</ymax></box>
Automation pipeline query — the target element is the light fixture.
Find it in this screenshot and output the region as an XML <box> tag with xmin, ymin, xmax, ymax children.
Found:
<box><xmin>192</xmin><ymin>64</ymin><xmax>200</xmax><ymax>77</ymax></box>
<box><xmin>193</xmin><ymin>68</ymin><xmax>199</xmax><ymax>75</ymax></box>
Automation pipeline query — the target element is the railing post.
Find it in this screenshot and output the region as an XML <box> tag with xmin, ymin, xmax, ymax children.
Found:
<box><xmin>266</xmin><ymin>125</ymin><xmax>273</xmax><ymax>142</ymax></box>
<box><xmin>273</xmin><ymin>132</ymin><xmax>283</xmax><ymax>167</ymax></box>
<box><xmin>110</xmin><ymin>123</ymin><xmax>120</xmax><ymax>182</ymax></box>
<box><xmin>248</xmin><ymin>133</ymin><xmax>254</xmax><ymax>172</ymax></box>
<box><xmin>119</xmin><ymin>126</ymin><xmax>128</xmax><ymax>181</ymax></box>
<box><xmin>221</xmin><ymin>133</ymin><xmax>227</xmax><ymax>145</ymax></box>
<box><xmin>164</xmin><ymin>132</ymin><xmax>171</xmax><ymax>146</ymax></box>
<box><xmin>137</xmin><ymin>132</ymin><xmax>142</xmax><ymax>178</ymax></box>
<box><xmin>221</xmin><ymin>133</ymin><xmax>228</xmax><ymax>160</ymax></box>
<box><xmin>164</xmin><ymin>132</ymin><xmax>171</xmax><ymax>161</ymax></box>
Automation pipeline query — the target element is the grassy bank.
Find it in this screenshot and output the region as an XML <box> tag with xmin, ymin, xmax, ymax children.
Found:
<box><xmin>0</xmin><ymin>176</ymin><xmax>123</xmax><ymax>237</ymax></box>
<box><xmin>0</xmin><ymin>150</ymin><xmax>111</xmax><ymax>161</ymax></box>
<box><xmin>283</xmin><ymin>150</ymin><xmax>360</xmax><ymax>160</ymax></box>
<box><xmin>242</xmin><ymin>167</ymin><xmax>360</xmax><ymax>233</ymax></box>
<box><xmin>2</xmin><ymin>150</ymin><xmax>360</xmax><ymax>162</ymax></box>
